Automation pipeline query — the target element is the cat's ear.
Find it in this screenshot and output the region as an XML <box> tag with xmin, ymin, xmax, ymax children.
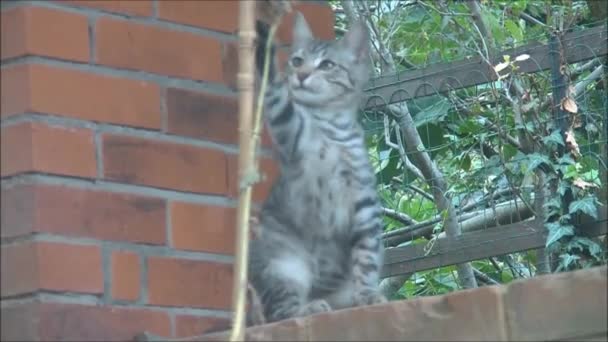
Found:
<box><xmin>293</xmin><ymin>12</ymin><xmax>314</xmax><ymax>43</ymax></box>
<box><xmin>342</xmin><ymin>20</ymin><xmax>369</xmax><ymax>61</ymax></box>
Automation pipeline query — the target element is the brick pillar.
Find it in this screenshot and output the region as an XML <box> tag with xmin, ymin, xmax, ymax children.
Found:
<box><xmin>0</xmin><ymin>1</ymin><xmax>334</xmax><ymax>340</ymax></box>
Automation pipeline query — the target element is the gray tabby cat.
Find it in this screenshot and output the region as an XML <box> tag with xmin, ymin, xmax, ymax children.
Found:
<box><xmin>248</xmin><ymin>13</ymin><xmax>386</xmax><ymax>324</ymax></box>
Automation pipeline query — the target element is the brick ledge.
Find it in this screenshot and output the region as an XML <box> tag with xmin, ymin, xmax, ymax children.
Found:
<box><xmin>137</xmin><ymin>266</ymin><xmax>607</xmax><ymax>341</ymax></box>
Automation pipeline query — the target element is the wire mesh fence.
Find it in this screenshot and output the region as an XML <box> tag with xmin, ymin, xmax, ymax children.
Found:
<box><xmin>363</xmin><ymin>22</ymin><xmax>607</xmax><ymax>283</ymax></box>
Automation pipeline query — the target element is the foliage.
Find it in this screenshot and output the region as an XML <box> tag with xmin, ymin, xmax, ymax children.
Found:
<box><xmin>332</xmin><ymin>0</ymin><xmax>607</xmax><ymax>298</ymax></box>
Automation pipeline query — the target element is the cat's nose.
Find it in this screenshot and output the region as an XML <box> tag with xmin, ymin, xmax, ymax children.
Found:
<box><xmin>297</xmin><ymin>72</ymin><xmax>310</xmax><ymax>83</ymax></box>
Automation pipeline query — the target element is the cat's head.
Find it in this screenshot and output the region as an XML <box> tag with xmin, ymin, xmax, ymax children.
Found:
<box><xmin>286</xmin><ymin>12</ymin><xmax>371</xmax><ymax>108</ymax></box>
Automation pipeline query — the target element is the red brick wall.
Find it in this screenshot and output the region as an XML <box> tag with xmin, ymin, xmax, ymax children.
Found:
<box><xmin>0</xmin><ymin>1</ymin><xmax>334</xmax><ymax>340</ymax></box>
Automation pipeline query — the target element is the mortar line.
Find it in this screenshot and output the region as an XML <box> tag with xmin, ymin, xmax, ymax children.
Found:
<box><xmin>94</xmin><ymin>131</ymin><xmax>104</xmax><ymax>179</ymax></box>
<box><xmin>9</xmin><ymin>0</ymin><xmax>238</xmax><ymax>42</ymax></box>
<box><xmin>0</xmin><ymin>56</ymin><xmax>237</xmax><ymax>98</ymax></box>
<box><xmin>7</xmin><ymin>291</ymin><xmax>233</xmax><ymax>318</ymax></box>
<box><xmin>0</xmin><ymin>112</ymin><xmax>244</xmax><ymax>154</ymax></box>
<box><xmin>101</xmin><ymin>242</ymin><xmax>112</xmax><ymax>303</ymax></box>
<box><xmin>29</xmin><ymin>233</ymin><xmax>234</xmax><ymax>264</ymax></box>
<box><xmin>140</xmin><ymin>253</ymin><xmax>149</xmax><ymax>305</ymax></box>
<box><xmin>152</xmin><ymin>0</ymin><xmax>159</xmax><ymax>18</ymax></box>
<box><xmin>1</xmin><ymin>173</ymin><xmax>238</xmax><ymax>208</ymax></box>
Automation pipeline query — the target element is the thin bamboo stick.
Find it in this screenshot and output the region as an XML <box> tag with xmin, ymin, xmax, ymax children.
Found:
<box><xmin>230</xmin><ymin>1</ymin><xmax>256</xmax><ymax>341</ymax></box>
<box><xmin>231</xmin><ymin>2</ymin><xmax>292</xmax><ymax>341</ymax></box>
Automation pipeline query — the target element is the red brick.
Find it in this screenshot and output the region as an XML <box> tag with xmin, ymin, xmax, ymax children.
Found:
<box><xmin>59</xmin><ymin>0</ymin><xmax>153</xmax><ymax>16</ymax></box>
<box><xmin>1</xmin><ymin>6</ymin><xmax>89</xmax><ymax>62</ymax></box>
<box><xmin>0</xmin><ymin>64</ymin><xmax>161</xmax><ymax>129</ymax></box>
<box><xmin>1</xmin><ymin>122</ymin><xmax>96</xmax><ymax>178</ymax></box>
<box><xmin>157</xmin><ymin>0</ymin><xmax>238</xmax><ymax>33</ymax></box>
<box><xmin>103</xmin><ymin>134</ymin><xmax>228</xmax><ymax>195</ymax></box>
<box><xmin>1</xmin><ymin>241</ymin><xmax>103</xmax><ymax>297</ymax></box>
<box><xmin>170</xmin><ymin>202</ymin><xmax>235</xmax><ymax>255</ymax></box>
<box><xmin>174</xmin><ymin>314</ymin><xmax>230</xmax><ymax>338</ymax></box>
<box><xmin>111</xmin><ymin>250</ymin><xmax>140</xmax><ymax>301</ymax></box>
<box><xmin>277</xmin><ymin>3</ymin><xmax>335</xmax><ymax>44</ymax></box>
<box><xmin>96</xmin><ymin>17</ymin><xmax>223</xmax><ymax>83</ymax></box>
<box><xmin>147</xmin><ymin>257</ymin><xmax>232</xmax><ymax>309</ymax></box>
<box><xmin>0</xmin><ymin>242</ymin><xmax>38</xmax><ymax>297</ymax></box>
<box><xmin>226</xmin><ymin>155</ymin><xmax>279</xmax><ymax>203</ymax></box>
<box><xmin>166</xmin><ymin>88</ymin><xmax>237</xmax><ymax>144</ymax></box>
<box><xmin>0</xmin><ymin>64</ymin><xmax>30</xmax><ymax>118</ymax></box>
<box><xmin>1</xmin><ymin>301</ymin><xmax>171</xmax><ymax>341</ymax></box>
<box><xmin>0</xmin><ymin>183</ymin><xmax>166</xmax><ymax>244</ymax></box>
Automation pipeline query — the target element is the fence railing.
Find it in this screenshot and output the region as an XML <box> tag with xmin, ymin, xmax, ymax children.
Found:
<box><xmin>364</xmin><ymin>24</ymin><xmax>607</xmax><ymax>108</ymax></box>
<box><xmin>369</xmin><ymin>23</ymin><xmax>608</xmax><ymax>278</ymax></box>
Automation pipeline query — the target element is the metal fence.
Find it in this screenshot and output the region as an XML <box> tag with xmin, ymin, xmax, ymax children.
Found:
<box><xmin>363</xmin><ymin>23</ymin><xmax>608</xmax><ymax>281</ymax></box>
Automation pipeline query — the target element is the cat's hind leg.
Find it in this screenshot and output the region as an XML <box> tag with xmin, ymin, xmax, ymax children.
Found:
<box><xmin>256</xmin><ymin>255</ymin><xmax>330</xmax><ymax>322</ymax></box>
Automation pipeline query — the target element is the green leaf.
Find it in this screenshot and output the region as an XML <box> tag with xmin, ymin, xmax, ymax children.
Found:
<box><xmin>545</xmin><ymin>222</ymin><xmax>575</xmax><ymax>247</ymax></box>
<box><xmin>460</xmin><ymin>154</ymin><xmax>471</xmax><ymax>171</ymax></box>
<box><xmin>542</xmin><ymin>129</ymin><xmax>565</xmax><ymax>147</ymax></box>
<box><xmin>576</xmin><ymin>237</ymin><xmax>602</xmax><ymax>257</ymax></box>
<box><xmin>527</xmin><ymin>153</ymin><xmax>551</xmax><ymax>172</ymax></box>
<box><xmin>502</xmin><ymin>144</ymin><xmax>518</xmax><ymax>161</ymax></box>
<box><xmin>505</xmin><ymin>20</ymin><xmax>523</xmax><ymax>41</ymax></box>
<box><xmin>558</xmin><ymin>254</ymin><xmax>580</xmax><ymax>271</ymax></box>
<box><xmin>558</xmin><ymin>154</ymin><xmax>576</xmax><ymax>165</ymax></box>
<box><xmin>569</xmin><ymin>196</ymin><xmax>599</xmax><ymax>219</ymax></box>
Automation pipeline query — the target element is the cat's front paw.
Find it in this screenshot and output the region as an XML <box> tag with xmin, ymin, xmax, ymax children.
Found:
<box><xmin>297</xmin><ymin>299</ymin><xmax>332</xmax><ymax>317</ymax></box>
<box><xmin>353</xmin><ymin>288</ymin><xmax>387</xmax><ymax>306</ymax></box>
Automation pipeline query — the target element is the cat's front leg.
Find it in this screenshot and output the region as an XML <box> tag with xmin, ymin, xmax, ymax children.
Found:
<box><xmin>350</xmin><ymin>223</ymin><xmax>387</xmax><ymax>307</ymax></box>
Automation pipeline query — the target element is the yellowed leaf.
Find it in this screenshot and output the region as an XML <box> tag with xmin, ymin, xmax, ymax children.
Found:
<box><xmin>573</xmin><ymin>179</ymin><xmax>598</xmax><ymax>189</ymax></box>
<box><xmin>565</xmin><ymin>129</ymin><xmax>581</xmax><ymax>157</ymax></box>
<box><xmin>494</xmin><ymin>61</ymin><xmax>509</xmax><ymax>73</ymax></box>
<box><xmin>561</xmin><ymin>97</ymin><xmax>578</xmax><ymax>113</ymax></box>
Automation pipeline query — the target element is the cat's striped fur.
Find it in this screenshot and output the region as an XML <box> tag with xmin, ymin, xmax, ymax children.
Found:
<box><xmin>248</xmin><ymin>13</ymin><xmax>386</xmax><ymax>324</ymax></box>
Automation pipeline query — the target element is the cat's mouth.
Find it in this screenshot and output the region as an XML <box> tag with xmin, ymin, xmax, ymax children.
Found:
<box><xmin>293</xmin><ymin>84</ymin><xmax>316</xmax><ymax>93</ymax></box>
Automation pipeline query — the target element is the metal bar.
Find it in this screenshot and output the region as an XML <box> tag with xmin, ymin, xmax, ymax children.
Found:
<box><xmin>364</xmin><ymin>24</ymin><xmax>607</xmax><ymax>108</ymax></box>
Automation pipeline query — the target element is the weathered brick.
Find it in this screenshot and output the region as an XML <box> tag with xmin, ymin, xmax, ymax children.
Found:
<box><xmin>103</xmin><ymin>134</ymin><xmax>228</xmax><ymax>195</ymax></box>
<box><xmin>1</xmin><ymin>241</ymin><xmax>103</xmax><ymax>297</ymax></box>
<box><xmin>111</xmin><ymin>250</ymin><xmax>140</xmax><ymax>301</ymax></box>
<box><xmin>157</xmin><ymin>0</ymin><xmax>238</xmax><ymax>33</ymax></box>
<box><xmin>277</xmin><ymin>3</ymin><xmax>335</xmax><ymax>44</ymax></box>
<box><xmin>505</xmin><ymin>266</ymin><xmax>607</xmax><ymax>341</ymax></box>
<box><xmin>170</xmin><ymin>201</ymin><xmax>235</xmax><ymax>255</ymax></box>
<box><xmin>59</xmin><ymin>0</ymin><xmax>153</xmax><ymax>16</ymax></box>
<box><xmin>0</xmin><ymin>6</ymin><xmax>89</xmax><ymax>62</ymax></box>
<box><xmin>174</xmin><ymin>314</ymin><xmax>230</xmax><ymax>338</ymax></box>
<box><xmin>147</xmin><ymin>257</ymin><xmax>232</xmax><ymax>309</ymax></box>
<box><xmin>226</xmin><ymin>155</ymin><xmax>279</xmax><ymax>203</ymax></box>
<box><xmin>0</xmin><ymin>64</ymin><xmax>161</xmax><ymax>129</ymax></box>
<box><xmin>166</xmin><ymin>88</ymin><xmax>238</xmax><ymax>145</ymax></box>
<box><xmin>311</xmin><ymin>286</ymin><xmax>508</xmax><ymax>341</ymax></box>
<box><xmin>0</xmin><ymin>242</ymin><xmax>37</xmax><ymax>297</ymax></box>
<box><xmin>96</xmin><ymin>17</ymin><xmax>223</xmax><ymax>82</ymax></box>
<box><xmin>0</xmin><ymin>183</ymin><xmax>166</xmax><ymax>244</ymax></box>
<box><xmin>1</xmin><ymin>301</ymin><xmax>171</xmax><ymax>341</ymax></box>
<box><xmin>1</xmin><ymin>122</ymin><xmax>96</xmax><ymax>178</ymax></box>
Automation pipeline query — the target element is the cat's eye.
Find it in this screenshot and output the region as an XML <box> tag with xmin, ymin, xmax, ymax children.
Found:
<box><xmin>291</xmin><ymin>57</ymin><xmax>304</xmax><ymax>67</ymax></box>
<box><xmin>318</xmin><ymin>60</ymin><xmax>335</xmax><ymax>70</ymax></box>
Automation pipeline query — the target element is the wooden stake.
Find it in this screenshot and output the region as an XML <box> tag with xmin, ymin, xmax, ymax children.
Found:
<box><xmin>231</xmin><ymin>1</ymin><xmax>256</xmax><ymax>341</ymax></box>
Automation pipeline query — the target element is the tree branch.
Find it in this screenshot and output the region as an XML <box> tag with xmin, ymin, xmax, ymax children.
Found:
<box><xmin>383</xmin><ymin>207</ymin><xmax>417</xmax><ymax>226</ymax></box>
<box><xmin>466</xmin><ymin>0</ymin><xmax>495</xmax><ymax>51</ymax></box>
<box><xmin>473</xmin><ymin>267</ymin><xmax>500</xmax><ymax>285</ymax></box>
